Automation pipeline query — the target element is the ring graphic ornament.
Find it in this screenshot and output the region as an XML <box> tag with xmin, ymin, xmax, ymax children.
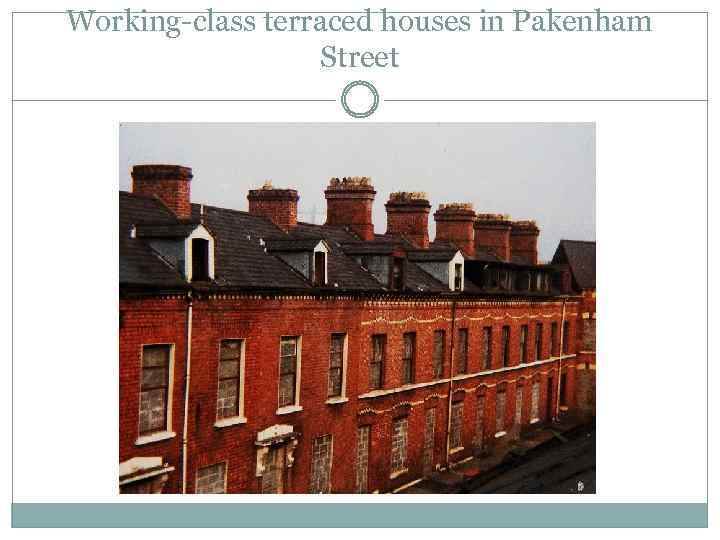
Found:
<box><xmin>340</xmin><ymin>80</ymin><xmax>380</xmax><ymax>118</ymax></box>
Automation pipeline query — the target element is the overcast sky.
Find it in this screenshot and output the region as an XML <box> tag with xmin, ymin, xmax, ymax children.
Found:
<box><xmin>119</xmin><ymin>123</ymin><xmax>595</xmax><ymax>261</ymax></box>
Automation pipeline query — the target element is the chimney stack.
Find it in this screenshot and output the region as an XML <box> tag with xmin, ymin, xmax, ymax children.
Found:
<box><xmin>510</xmin><ymin>220</ymin><xmax>540</xmax><ymax>265</ymax></box>
<box><xmin>247</xmin><ymin>181</ymin><xmax>299</xmax><ymax>232</ymax></box>
<box><xmin>434</xmin><ymin>203</ymin><xmax>476</xmax><ymax>257</ymax></box>
<box><xmin>324</xmin><ymin>177</ymin><xmax>376</xmax><ymax>241</ymax></box>
<box><xmin>474</xmin><ymin>213</ymin><xmax>512</xmax><ymax>262</ymax></box>
<box><xmin>131</xmin><ymin>164</ymin><xmax>193</xmax><ymax>219</ymax></box>
<box><xmin>385</xmin><ymin>192</ymin><xmax>431</xmax><ymax>249</ymax></box>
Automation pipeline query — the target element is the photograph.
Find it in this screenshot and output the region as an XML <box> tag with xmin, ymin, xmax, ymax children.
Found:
<box><xmin>118</xmin><ymin>123</ymin><xmax>597</xmax><ymax>495</ymax></box>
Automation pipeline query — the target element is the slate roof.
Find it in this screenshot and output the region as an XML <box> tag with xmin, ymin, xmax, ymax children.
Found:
<box><xmin>119</xmin><ymin>193</ymin><xmax>188</xmax><ymax>287</ymax></box>
<box><xmin>120</xmin><ymin>190</ymin><xmax>558</xmax><ymax>296</ymax></box>
<box><xmin>551</xmin><ymin>240</ymin><xmax>596</xmax><ymax>290</ymax></box>
<box><xmin>135</xmin><ymin>222</ymin><xmax>203</xmax><ymax>238</ymax></box>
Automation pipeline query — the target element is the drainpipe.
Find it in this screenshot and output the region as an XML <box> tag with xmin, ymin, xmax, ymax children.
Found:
<box><xmin>555</xmin><ymin>298</ymin><xmax>567</xmax><ymax>421</ymax></box>
<box><xmin>445</xmin><ymin>300</ymin><xmax>457</xmax><ymax>468</ymax></box>
<box><xmin>181</xmin><ymin>291</ymin><xmax>194</xmax><ymax>493</ymax></box>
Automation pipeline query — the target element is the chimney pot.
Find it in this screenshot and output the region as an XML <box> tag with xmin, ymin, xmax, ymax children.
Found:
<box><xmin>247</xmin><ymin>182</ymin><xmax>299</xmax><ymax>232</ymax></box>
<box><xmin>324</xmin><ymin>177</ymin><xmax>376</xmax><ymax>241</ymax></box>
<box><xmin>474</xmin><ymin>213</ymin><xmax>513</xmax><ymax>262</ymax></box>
<box><xmin>131</xmin><ymin>164</ymin><xmax>193</xmax><ymax>219</ymax></box>
<box><xmin>510</xmin><ymin>220</ymin><xmax>540</xmax><ymax>265</ymax></box>
<box><xmin>434</xmin><ymin>202</ymin><xmax>476</xmax><ymax>257</ymax></box>
<box><xmin>385</xmin><ymin>191</ymin><xmax>431</xmax><ymax>249</ymax></box>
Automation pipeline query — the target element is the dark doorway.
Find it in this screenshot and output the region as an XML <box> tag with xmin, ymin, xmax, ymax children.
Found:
<box><xmin>313</xmin><ymin>251</ymin><xmax>326</xmax><ymax>286</ymax></box>
<box><xmin>191</xmin><ymin>238</ymin><xmax>209</xmax><ymax>281</ymax></box>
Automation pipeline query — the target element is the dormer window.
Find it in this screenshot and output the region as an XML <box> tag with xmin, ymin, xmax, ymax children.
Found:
<box><xmin>449</xmin><ymin>251</ymin><xmax>464</xmax><ymax>291</ymax></box>
<box><xmin>191</xmin><ymin>238</ymin><xmax>210</xmax><ymax>281</ymax></box>
<box><xmin>134</xmin><ymin>221</ymin><xmax>215</xmax><ymax>283</ymax></box>
<box><xmin>266</xmin><ymin>238</ymin><xmax>329</xmax><ymax>286</ymax></box>
<box><xmin>391</xmin><ymin>257</ymin><xmax>405</xmax><ymax>290</ymax></box>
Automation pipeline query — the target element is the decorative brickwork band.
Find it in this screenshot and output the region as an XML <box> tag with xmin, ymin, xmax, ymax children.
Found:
<box><xmin>434</xmin><ymin>202</ymin><xmax>476</xmax><ymax>257</ymax></box>
<box><xmin>325</xmin><ymin>177</ymin><xmax>377</xmax><ymax>241</ymax></box>
<box><xmin>248</xmin><ymin>181</ymin><xmax>300</xmax><ymax>232</ymax></box>
<box><xmin>131</xmin><ymin>164</ymin><xmax>193</xmax><ymax>219</ymax></box>
<box><xmin>385</xmin><ymin>192</ymin><xmax>431</xmax><ymax>249</ymax></box>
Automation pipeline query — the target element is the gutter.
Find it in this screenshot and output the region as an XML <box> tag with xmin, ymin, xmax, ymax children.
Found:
<box><xmin>555</xmin><ymin>297</ymin><xmax>568</xmax><ymax>421</ymax></box>
<box><xmin>180</xmin><ymin>291</ymin><xmax>193</xmax><ymax>493</ymax></box>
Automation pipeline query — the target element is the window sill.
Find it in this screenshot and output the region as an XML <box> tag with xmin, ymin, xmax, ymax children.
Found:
<box><xmin>389</xmin><ymin>468</ymin><xmax>408</xmax><ymax>480</ymax></box>
<box><xmin>135</xmin><ymin>431</ymin><xmax>176</xmax><ymax>446</ymax></box>
<box><xmin>449</xmin><ymin>446</ymin><xmax>464</xmax><ymax>455</ymax></box>
<box><xmin>494</xmin><ymin>431</ymin><xmax>507</xmax><ymax>439</ymax></box>
<box><xmin>214</xmin><ymin>416</ymin><xmax>247</xmax><ymax>429</ymax></box>
<box><xmin>276</xmin><ymin>405</ymin><xmax>303</xmax><ymax>416</ymax></box>
<box><xmin>325</xmin><ymin>397</ymin><xmax>349</xmax><ymax>405</ymax></box>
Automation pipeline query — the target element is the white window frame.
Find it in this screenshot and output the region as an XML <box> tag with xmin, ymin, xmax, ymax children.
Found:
<box><xmin>277</xmin><ymin>336</ymin><xmax>303</xmax><ymax>415</ymax></box>
<box><xmin>185</xmin><ymin>224</ymin><xmax>215</xmax><ymax>281</ymax></box>
<box><xmin>135</xmin><ymin>343</ymin><xmax>176</xmax><ymax>446</ymax></box>
<box><xmin>195</xmin><ymin>461</ymin><xmax>228</xmax><ymax>494</ymax></box>
<box><xmin>448</xmin><ymin>251</ymin><xmax>464</xmax><ymax>291</ymax></box>
<box><xmin>326</xmin><ymin>333</ymin><xmax>349</xmax><ymax>404</ymax></box>
<box><xmin>312</xmin><ymin>241</ymin><xmax>330</xmax><ymax>285</ymax></box>
<box><xmin>214</xmin><ymin>338</ymin><xmax>248</xmax><ymax>428</ymax></box>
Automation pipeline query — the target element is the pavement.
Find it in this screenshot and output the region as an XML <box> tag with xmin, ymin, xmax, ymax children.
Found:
<box><xmin>399</xmin><ymin>418</ymin><xmax>596</xmax><ymax>494</ymax></box>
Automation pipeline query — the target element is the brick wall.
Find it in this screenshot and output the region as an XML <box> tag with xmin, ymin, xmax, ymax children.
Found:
<box><xmin>119</xmin><ymin>294</ymin><xmax>584</xmax><ymax>494</ymax></box>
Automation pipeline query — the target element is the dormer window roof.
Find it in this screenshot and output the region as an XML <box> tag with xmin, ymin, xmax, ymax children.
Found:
<box><xmin>266</xmin><ymin>237</ymin><xmax>330</xmax><ymax>286</ymax></box>
<box><xmin>408</xmin><ymin>248</ymin><xmax>464</xmax><ymax>291</ymax></box>
<box><xmin>134</xmin><ymin>221</ymin><xmax>215</xmax><ymax>282</ymax></box>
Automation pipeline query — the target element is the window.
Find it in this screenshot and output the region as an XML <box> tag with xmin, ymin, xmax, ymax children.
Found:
<box><xmin>313</xmin><ymin>251</ymin><xmax>327</xmax><ymax>286</ymax></box>
<box><xmin>535</xmin><ymin>323</ymin><xmax>543</xmax><ymax>360</ymax></box>
<box><xmin>195</xmin><ymin>463</ymin><xmax>226</xmax><ymax>494</ymax></box>
<box><xmin>551</xmin><ymin>322</ymin><xmax>559</xmax><ymax>357</ymax></box>
<box><xmin>562</xmin><ymin>321</ymin><xmax>571</xmax><ymax>354</ymax></box>
<box><xmin>139</xmin><ymin>344</ymin><xmax>171</xmax><ymax>435</ymax></box>
<box><xmin>582</xmin><ymin>317</ymin><xmax>596</xmax><ymax>350</ymax></box>
<box><xmin>501</xmin><ymin>326</ymin><xmax>510</xmax><ymax>367</ymax></box>
<box><xmin>217</xmin><ymin>340</ymin><xmax>244</xmax><ymax>420</ymax></box>
<box><xmin>482</xmin><ymin>327</ymin><xmax>492</xmax><ymax>370</ymax></box>
<box><xmin>450</xmin><ymin>401</ymin><xmax>464</xmax><ymax>450</ymax></box>
<box><xmin>369</xmin><ymin>334</ymin><xmax>386</xmax><ymax>390</ymax></box>
<box><xmin>391</xmin><ymin>257</ymin><xmax>405</xmax><ymax>290</ymax></box>
<box><xmin>519</xmin><ymin>325</ymin><xmax>528</xmax><ymax>363</ymax></box>
<box><xmin>310</xmin><ymin>435</ymin><xmax>333</xmax><ymax>493</ymax></box>
<box><xmin>423</xmin><ymin>408</ymin><xmax>436</xmax><ymax>474</ymax></box>
<box><xmin>559</xmin><ymin>373</ymin><xmax>568</xmax><ymax>407</ymax></box>
<box><xmin>327</xmin><ymin>333</ymin><xmax>346</xmax><ymax>398</ymax></box>
<box><xmin>391</xmin><ymin>417</ymin><xmax>409</xmax><ymax>474</ymax></box>
<box><xmin>495</xmin><ymin>389</ymin><xmax>506</xmax><ymax>433</ymax></box>
<box><xmin>356</xmin><ymin>426</ymin><xmax>371</xmax><ymax>493</ymax></box>
<box><xmin>474</xmin><ymin>393</ymin><xmax>485</xmax><ymax>449</ymax></box>
<box><xmin>401</xmin><ymin>332</ymin><xmax>416</xmax><ymax>385</ymax></box>
<box><xmin>191</xmin><ymin>238</ymin><xmax>209</xmax><ymax>281</ymax></box>
<box><xmin>432</xmin><ymin>330</ymin><xmax>445</xmax><ymax>379</ymax></box>
<box><xmin>453</xmin><ymin>263</ymin><xmax>463</xmax><ymax>291</ymax></box>
<box><xmin>531</xmin><ymin>382</ymin><xmax>541</xmax><ymax>421</ymax></box>
<box><xmin>515</xmin><ymin>385</ymin><xmax>523</xmax><ymax>428</ymax></box>
<box><xmin>278</xmin><ymin>337</ymin><xmax>300</xmax><ymax>408</ymax></box>
<box><xmin>456</xmin><ymin>329</ymin><xmax>469</xmax><ymax>374</ymax></box>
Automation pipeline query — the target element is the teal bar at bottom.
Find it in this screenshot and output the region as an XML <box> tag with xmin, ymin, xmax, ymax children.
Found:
<box><xmin>12</xmin><ymin>502</ymin><xmax>707</xmax><ymax>528</ymax></box>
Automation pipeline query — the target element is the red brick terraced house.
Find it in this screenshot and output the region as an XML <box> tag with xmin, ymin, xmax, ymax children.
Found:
<box><xmin>119</xmin><ymin>164</ymin><xmax>596</xmax><ymax>494</ymax></box>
